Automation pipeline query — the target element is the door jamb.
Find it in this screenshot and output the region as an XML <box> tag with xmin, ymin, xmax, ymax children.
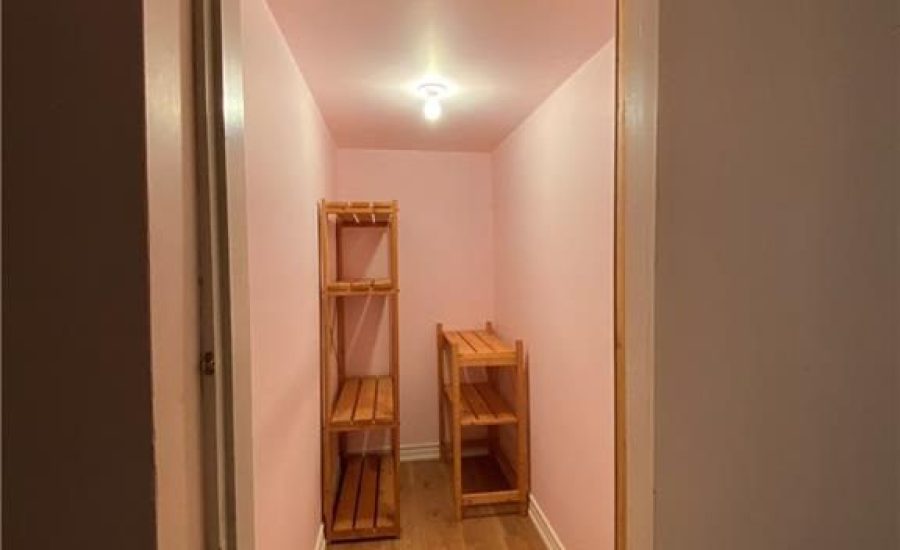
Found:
<box><xmin>192</xmin><ymin>0</ymin><xmax>255</xmax><ymax>546</ymax></box>
<box><xmin>615</xmin><ymin>0</ymin><xmax>659</xmax><ymax>549</ymax></box>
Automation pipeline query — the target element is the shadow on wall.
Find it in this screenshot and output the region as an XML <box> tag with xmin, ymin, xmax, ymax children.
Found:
<box><xmin>345</xmin><ymin>297</ymin><xmax>387</xmax><ymax>376</ymax></box>
<box><xmin>341</xmin><ymin>226</ymin><xmax>388</xmax><ymax>280</ymax></box>
<box><xmin>340</xmin><ymin>224</ymin><xmax>390</xmax><ymax>378</ymax></box>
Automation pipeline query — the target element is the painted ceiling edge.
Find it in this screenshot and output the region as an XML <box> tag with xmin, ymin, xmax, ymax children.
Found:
<box><xmin>266</xmin><ymin>46</ymin><xmax>617</xmax><ymax>156</ymax></box>
<box><xmin>263</xmin><ymin>0</ymin><xmax>616</xmax><ymax>152</ymax></box>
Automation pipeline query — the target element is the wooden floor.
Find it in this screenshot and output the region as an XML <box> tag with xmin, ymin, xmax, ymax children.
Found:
<box><xmin>331</xmin><ymin>460</ymin><xmax>545</xmax><ymax>549</ymax></box>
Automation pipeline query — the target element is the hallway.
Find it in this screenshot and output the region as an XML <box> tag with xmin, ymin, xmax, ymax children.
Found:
<box><xmin>335</xmin><ymin>460</ymin><xmax>545</xmax><ymax>549</ymax></box>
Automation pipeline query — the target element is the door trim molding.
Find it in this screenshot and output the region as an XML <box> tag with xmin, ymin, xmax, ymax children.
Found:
<box><xmin>615</xmin><ymin>0</ymin><xmax>659</xmax><ymax>549</ymax></box>
<box><xmin>192</xmin><ymin>0</ymin><xmax>255</xmax><ymax>546</ymax></box>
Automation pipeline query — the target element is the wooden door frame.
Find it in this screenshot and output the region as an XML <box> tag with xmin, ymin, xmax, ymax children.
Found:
<box><xmin>615</xmin><ymin>0</ymin><xmax>659</xmax><ymax>549</ymax></box>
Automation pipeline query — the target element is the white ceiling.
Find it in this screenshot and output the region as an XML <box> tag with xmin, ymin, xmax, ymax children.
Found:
<box><xmin>266</xmin><ymin>0</ymin><xmax>615</xmax><ymax>152</ymax></box>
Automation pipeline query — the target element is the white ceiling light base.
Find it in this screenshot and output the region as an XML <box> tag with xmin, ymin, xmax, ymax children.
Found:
<box><xmin>417</xmin><ymin>82</ymin><xmax>449</xmax><ymax>121</ymax></box>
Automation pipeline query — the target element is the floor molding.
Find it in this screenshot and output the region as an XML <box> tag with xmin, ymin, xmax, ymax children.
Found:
<box><xmin>381</xmin><ymin>442</ymin><xmax>489</xmax><ymax>462</ymax></box>
<box><xmin>399</xmin><ymin>442</ymin><xmax>440</xmax><ymax>462</ymax></box>
<box><xmin>314</xmin><ymin>523</ymin><xmax>326</xmax><ymax>550</ymax></box>
<box><xmin>529</xmin><ymin>494</ymin><xmax>565</xmax><ymax>550</ymax></box>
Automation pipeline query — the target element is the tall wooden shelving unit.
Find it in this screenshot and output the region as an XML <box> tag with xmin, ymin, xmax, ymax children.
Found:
<box><xmin>319</xmin><ymin>200</ymin><xmax>400</xmax><ymax>542</ymax></box>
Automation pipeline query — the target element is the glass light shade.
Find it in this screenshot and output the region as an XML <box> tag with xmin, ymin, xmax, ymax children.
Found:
<box><xmin>422</xmin><ymin>97</ymin><xmax>442</xmax><ymax>121</ymax></box>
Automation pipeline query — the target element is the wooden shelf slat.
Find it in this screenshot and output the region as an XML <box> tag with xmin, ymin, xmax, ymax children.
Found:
<box><xmin>462</xmin><ymin>384</ymin><xmax>493</xmax><ymax>418</ymax></box>
<box><xmin>331</xmin><ymin>454</ymin><xmax>398</xmax><ymax>538</ymax></box>
<box><xmin>459</xmin><ymin>331</ymin><xmax>492</xmax><ymax>354</ymax></box>
<box><xmin>326</xmin><ymin>278</ymin><xmax>395</xmax><ymax>296</ymax></box>
<box><xmin>474</xmin><ymin>383</ymin><xmax>517</xmax><ymax>424</ymax></box>
<box><xmin>374</xmin><ymin>378</ymin><xmax>393</xmax><ymax>422</ymax></box>
<box><xmin>324</xmin><ymin>200</ymin><xmax>395</xmax><ymax>212</ymax></box>
<box><xmin>324</xmin><ymin>201</ymin><xmax>396</xmax><ymax>227</ymax></box>
<box><xmin>334</xmin><ymin>456</ymin><xmax>363</xmax><ymax>532</ymax></box>
<box><xmin>461</xmin><ymin>489</ymin><xmax>521</xmax><ymax>507</ymax></box>
<box><xmin>355</xmin><ymin>456</ymin><xmax>379</xmax><ymax>529</ymax></box>
<box><xmin>331</xmin><ymin>376</ymin><xmax>395</xmax><ymax>429</ymax></box>
<box><xmin>376</xmin><ymin>455</ymin><xmax>396</xmax><ymax>528</ymax></box>
<box><xmin>473</xmin><ymin>330</ymin><xmax>514</xmax><ymax>354</ymax></box>
<box><xmin>442</xmin><ymin>328</ymin><xmax>517</xmax><ymax>366</ymax></box>
<box><xmin>332</xmin><ymin>378</ymin><xmax>360</xmax><ymax>425</ymax></box>
<box><xmin>355</xmin><ymin>378</ymin><xmax>377</xmax><ymax>422</ymax></box>
<box><xmin>443</xmin><ymin>331</ymin><xmax>475</xmax><ymax>354</ymax></box>
<box><xmin>443</xmin><ymin>382</ymin><xmax>517</xmax><ymax>426</ymax></box>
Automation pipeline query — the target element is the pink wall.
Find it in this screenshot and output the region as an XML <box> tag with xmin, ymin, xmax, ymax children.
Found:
<box><xmin>492</xmin><ymin>44</ymin><xmax>617</xmax><ymax>549</ymax></box>
<box><xmin>334</xmin><ymin>149</ymin><xmax>495</xmax><ymax>446</ymax></box>
<box><xmin>241</xmin><ymin>0</ymin><xmax>334</xmax><ymax>547</ymax></box>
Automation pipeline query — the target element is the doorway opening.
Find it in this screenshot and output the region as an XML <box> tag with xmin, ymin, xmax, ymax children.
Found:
<box><xmin>191</xmin><ymin>0</ymin><xmax>653</xmax><ymax>548</ymax></box>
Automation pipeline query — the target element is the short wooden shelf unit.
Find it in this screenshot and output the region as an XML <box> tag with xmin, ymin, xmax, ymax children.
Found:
<box><xmin>319</xmin><ymin>200</ymin><xmax>400</xmax><ymax>542</ymax></box>
<box><xmin>437</xmin><ymin>322</ymin><xmax>529</xmax><ymax>519</ymax></box>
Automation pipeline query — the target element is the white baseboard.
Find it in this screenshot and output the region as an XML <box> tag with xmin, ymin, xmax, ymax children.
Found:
<box><xmin>393</xmin><ymin>442</ymin><xmax>489</xmax><ymax>462</ymax></box>
<box><xmin>345</xmin><ymin>442</ymin><xmax>440</xmax><ymax>462</ymax></box>
<box><xmin>529</xmin><ymin>494</ymin><xmax>565</xmax><ymax>550</ymax></box>
<box><xmin>399</xmin><ymin>442</ymin><xmax>440</xmax><ymax>462</ymax></box>
<box><xmin>314</xmin><ymin>523</ymin><xmax>326</xmax><ymax>550</ymax></box>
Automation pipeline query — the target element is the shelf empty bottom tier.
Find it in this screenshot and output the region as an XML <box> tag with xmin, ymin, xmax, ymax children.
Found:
<box><xmin>333</xmin><ymin>454</ymin><xmax>398</xmax><ymax>539</ymax></box>
<box><xmin>460</xmin><ymin>453</ymin><xmax>523</xmax><ymax>510</ymax></box>
<box><xmin>331</xmin><ymin>376</ymin><xmax>395</xmax><ymax>430</ymax></box>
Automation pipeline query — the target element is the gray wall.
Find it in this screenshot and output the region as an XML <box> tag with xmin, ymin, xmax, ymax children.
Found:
<box><xmin>654</xmin><ymin>1</ymin><xmax>899</xmax><ymax>548</ymax></box>
<box><xmin>3</xmin><ymin>0</ymin><xmax>157</xmax><ymax>547</ymax></box>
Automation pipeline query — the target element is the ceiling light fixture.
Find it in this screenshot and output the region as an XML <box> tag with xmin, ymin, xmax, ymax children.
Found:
<box><xmin>417</xmin><ymin>82</ymin><xmax>448</xmax><ymax>122</ymax></box>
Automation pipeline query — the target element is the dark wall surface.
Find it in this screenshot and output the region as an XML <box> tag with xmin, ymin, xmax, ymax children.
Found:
<box><xmin>3</xmin><ymin>0</ymin><xmax>157</xmax><ymax>547</ymax></box>
<box><xmin>654</xmin><ymin>1</ymin><xmax>899</xmax><ymax>549</ymax></box>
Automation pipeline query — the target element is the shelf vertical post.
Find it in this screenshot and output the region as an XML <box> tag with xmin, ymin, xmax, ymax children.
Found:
<box><xmin>436</xmin><ymin>323</ymin><xmax>446</xmax><ymax>462</ymax></box>
<box><xmin>485</xmin><ymin>321</ymin><xmax>500</xmax><ymax>465</ymax></box>
<box><xmin>335</xmin><ymin>220</ymin><xmax>346</xmax><ymax>384</ymax></box>
<box><xmin>389</xmin><ymin>292</ymin><xmax>401</xmax><ymax>530</ymax></box>
<box><xmin>450</xmin><ymin>343</ymin><xmax>463</xmax><ymax>520</ymax></box>
<box><xmin>389</xmin><ymin>200</ymin><xmax>399</xmax><ymax>289</ymax></box>
<box><xmin>515</xmin><ymin>339</ymin><xmax>529</xmax><ymax>516</ymax></box>
<box><xmin>318</xmin><ymin>200</ymin><xmax>334</xmax><ymax>535</ymax></box>
<box><xmin>389</xmin><ymin>202</ymin><xmax>401</xmax><ymax>528</ymax></box>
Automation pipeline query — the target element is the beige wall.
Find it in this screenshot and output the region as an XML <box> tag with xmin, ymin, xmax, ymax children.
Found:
<box><xmin>144</xmin><ymin>0</ymin><xmax>205</xmax><ymax>546</ymax></box>
<box><xmin>4</xmin><ymin>0</ymin><xmax>157</xmax><ymax>547</ymax></box>
<box><xmin>240</xmin><ymin>0</ymin><xmax>335</xmax><ymax>547</ymax></box>
<box><xmin>654</xmin><ymin>1</ymin><xmax>900</xmax><ymax>548</ymax></box>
